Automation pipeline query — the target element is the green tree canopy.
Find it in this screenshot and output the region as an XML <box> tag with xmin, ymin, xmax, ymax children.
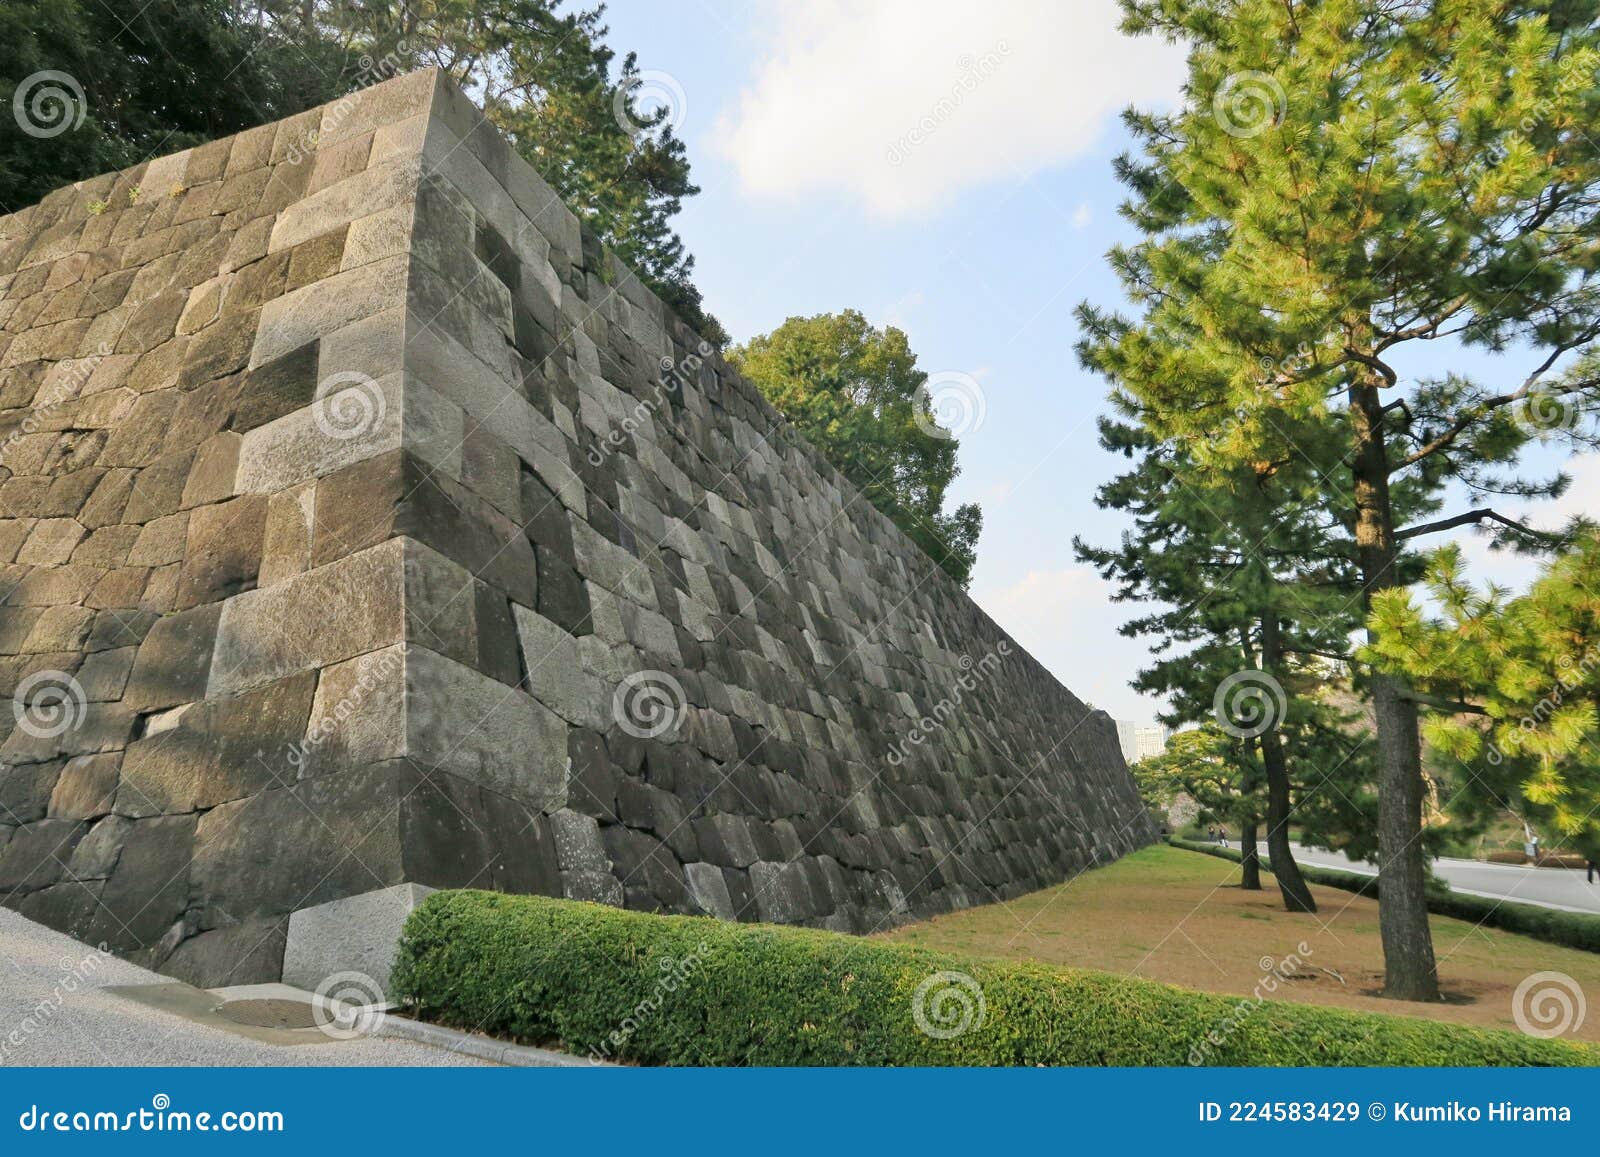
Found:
<box><xmin>730</xmin><ymin>310</ymin><xmax>982</xmax><ymax>586</ymax></box>
<box><xmin>0</xmin><ymin>0</ymin><xmax>344</xmax><ymax>213</ymax></box>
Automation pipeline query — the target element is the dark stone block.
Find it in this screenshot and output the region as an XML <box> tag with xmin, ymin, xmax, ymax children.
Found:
<box><xmin>535</xmin><ymin>547</ymin><xmax>591</xmax><ymax>636</ymax></box>
<box><xmin>232</xmin><ymin>341</ymin><xmax>318</xmax><ymax>432</ymax></box>
<box><xmin>721</xmin><ymin>867</ymin><xmax>756</xmax><ymax>921</ymax></box>
<box><xmin>567</xmin><ymin>728</ymin><xmax>619</xmax><ymax>821</ymax></box>
<box><xmin>191</xmin><ymin>764</ymin><xmax>405</xmax><ymax>926</ymax></box>
<box><xmin>473</xmin><ymin>584</ymin><xmax>522</xmax><ymax>687</ymax></box>
<box><xmin>312</xmin><ymin>450</ymin><xmax>537</xmax><ymax>607</ymax></box>
<box><xmin>0</xmin><ymin>819</ymin><xmax>86</xmax><ymax>892</ymax></box>
<box><xmin>162</xmin><ymin>917</ymin><xmax>288</xmax><ymax>987</ymax></box>
<box><xmin>0</xmin><ymin>761</ymin><xmax>61</xmax><ymax>823</ymax></box>
<box><xmin>16</xmin><ymin>879</ymin><xmax>104</xmax><ymax>941</ymax></box>
<box><xmin>519</xmin><ymin>469</ymin><xmax>573</xmax><ymax>558</ymax></box>
<box><xmin>117</xmin><ymin>670</ymin><xmax>314</xmax><ymax>816</ymax></box>
<box><xmin>94</xmin><ymin>814</ymin><xmax>195</xmax><ymax>952</ymax></box>
<box><xmin>122</xmin><ymin>602</ymin><xmax>222</xmax><ymax>710</ymax></box>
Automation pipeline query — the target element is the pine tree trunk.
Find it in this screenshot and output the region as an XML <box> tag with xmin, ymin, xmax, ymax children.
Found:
<box><xmin>1239</xmin><ymin>821</ymin><xmax>1262</xmax><ymax>890</ymax></box>
<box><xmin>1258</xmin><ymin>614</ymin><xmax>1317</xmax><ymax>913</ymax></box>
<box><xmin>1350</xmin><ymin>377</ymin><xmax>1440</xmax><ymax>1002</ymax></box>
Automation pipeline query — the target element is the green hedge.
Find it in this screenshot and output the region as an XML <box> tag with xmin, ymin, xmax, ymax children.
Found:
<box><xmin>1170</xmin><ymin>837</ymin><xmax>1600</xmax><ymax>954</ymax></box>
<box><xmin>391</xmin><ymin>889</ymin><xmax>1597</xmax><ymax>1067</ymax></box>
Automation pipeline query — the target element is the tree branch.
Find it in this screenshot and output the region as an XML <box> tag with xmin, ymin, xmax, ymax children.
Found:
<box><xmin>1396</xmin><ymin>507</ymin><xmax>1565</xmax><ymax>544</ymax></box>
<box><xmin>1397</xmin><ymin>689</ymin><xmax>1487</xmax><ymax>716</ymax></box>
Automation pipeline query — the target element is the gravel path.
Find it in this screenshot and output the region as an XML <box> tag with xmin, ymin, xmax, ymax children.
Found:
<box><xmin>0</xmin><ymin>907</ymin><xmax>493</xmax><ymax>1066</ymax></box>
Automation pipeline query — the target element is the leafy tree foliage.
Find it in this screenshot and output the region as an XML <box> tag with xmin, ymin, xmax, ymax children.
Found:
<box><xmin>0</xmin><ymin>0</ymin><xmax>344</xmax><ymax>213</ymax></box>
<box><xmin>730</xmin><ymin>311</ymin><xmax>982</xmax><ymax>585</ymax></box>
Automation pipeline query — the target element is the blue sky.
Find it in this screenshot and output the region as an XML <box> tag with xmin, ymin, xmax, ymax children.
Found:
<box><xmin>598</xmin><ymin>0</ymin><xmax>1596</xmax><ymax>724</ymax></box>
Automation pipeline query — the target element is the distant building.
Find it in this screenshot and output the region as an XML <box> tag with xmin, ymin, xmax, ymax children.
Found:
<box><xmin>1116</xmin><ymin>721</ymin><xmax>1172</xmax><ymax>764</ymax></box>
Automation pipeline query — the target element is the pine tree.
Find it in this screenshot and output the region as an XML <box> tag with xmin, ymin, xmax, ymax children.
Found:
<box><xmin>1074</xmin><ymin>414</ymin><xmax>1376</xmax><ymax>912</ymax></box>
<box><xmin>1095</xmin><ymin>0</ymin><xmax>1600</xmax><ymax>1000</ymax></box>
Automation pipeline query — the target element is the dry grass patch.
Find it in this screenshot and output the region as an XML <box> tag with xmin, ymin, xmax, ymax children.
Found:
<box><xmin>880</xmin><ymin>844</ymin><xmax>1600</xmax><ymax>1042</ymax></box>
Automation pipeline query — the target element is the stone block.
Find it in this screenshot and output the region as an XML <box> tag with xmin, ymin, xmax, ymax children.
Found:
<box><xmin>511</xmin><ymin>604</ymin><xmax>606</xmax><ymax>729</ymax></box>
<box><xmin>235</xmin><ymin>371</ymin><xmax>402</xmax><ymax>493</ymax></box>
<box><xmin>684</xmin><ymin>861</ymin><xmax>736</xmax><ymax>921</ymax></box>
<box><xmin>562</xmin><ymin>870</ymin><xmax>623</xmax><ymax>906</ymax></box>
<box><xmin>282</xmin><ymin>882</ymin><xmax>433</xmax><ymax>994</ymax></box>
<box><xmin>122</xmin><ymin>601</ymin><xmax>222</xmax><ymax>710</ymax></box>
<box><xmin>116</xmin><ymin>670</ymin><xmax>313</xmax><ymax>816</ymax></box>
<box><xmin>208</xmin><ymin>538</ymin><xmax>404</xmax><ymax>696</ymax></box>
<box><xmin>401</xmin><ymin>644</ymin><xmax>568</xmax><ymax>812</ymax></box>
<box><xmin>94</xmin><ymin>814</ymin><xmax>195</xmax><ymax>952</ymax></box>
<box><xmin>16</xmin><ymin>518</ymin><xmax>85</xmax><ymax>565</ymax></box>
<box><xmin>549</xmin><ymin>808</ymin><xmax>609</xmax><ymax>873</ymax></box>
<box><xmin>162</xmin><ymin>917</ymin><xmax>288</xmax><ymax>988</ymax></box>
<box><xmin>173</xmin><ymin>496</ymin><xmax>267</xmax><ymax>610</ymax></box>
<box><xmin>48</xmin><ymin>752</ymin><xmax>120</xmax><ymax>819</ymax></box>
<box><xmin>190</xmin><ymin>763</ymin><xmax>407</xmax><ymax>925</ymax></box>
<box><xmin>0</xmin><ymin>819</ymin><xmax>85</xmax><ymax>892</ymax></box>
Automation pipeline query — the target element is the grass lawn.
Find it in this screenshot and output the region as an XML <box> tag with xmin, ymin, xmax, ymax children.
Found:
<box><xmin>880</xmin><ymin>843</ymin><xmax>1600</xmax><ymax>1043</ymax></box>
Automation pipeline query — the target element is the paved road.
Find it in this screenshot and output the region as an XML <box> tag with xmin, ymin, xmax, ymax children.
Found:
<box><xmin>0</xmin><ymin>907</ymin><xmax>493</xmax><ymax>1066</ymax></box>
<box><xmin>1274</xmin><ymin>842</ymin><xmax>1600</xmax><ymax>915</ymax></box>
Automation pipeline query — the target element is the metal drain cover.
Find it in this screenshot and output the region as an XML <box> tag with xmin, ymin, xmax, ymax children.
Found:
<box><xmin>213</xmin><ymin>998</ymin><xmax>320</xmax><ymax>1030</ymax></box>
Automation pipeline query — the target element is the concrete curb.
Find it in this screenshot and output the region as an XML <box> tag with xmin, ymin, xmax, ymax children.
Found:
<box><xmin>374</xmin><ymin>1014</ymin><xmax>604</xmax><ymax>1067</ymax></box>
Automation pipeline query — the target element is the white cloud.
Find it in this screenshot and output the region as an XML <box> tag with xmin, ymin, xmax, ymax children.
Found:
<box><xmin>973</xmin><ymin>566</ymin><xmax>1164</xmax><ymax>723</ymax></box>
<box><xmin>1072</xmin><ymin>202</ymin><xmax>1093</xmax><ymax>229</ymax></box>
<box><xmin>717</xmin><ymin>0</ymin><xmax>1184</xmax><ymax>218</ymax></box>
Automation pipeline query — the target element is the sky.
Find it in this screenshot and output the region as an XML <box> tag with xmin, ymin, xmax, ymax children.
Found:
<box><xmin>598</xmin><ymin>0</ymin><xmax>1596</xmax><ymax>725</ymax></box>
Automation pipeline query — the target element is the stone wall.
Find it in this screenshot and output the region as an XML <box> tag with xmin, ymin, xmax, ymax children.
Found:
<box><xmin>0</xmin><ymin>69</ymin><xmax>1154</xmax><ymax>989</ymax></box>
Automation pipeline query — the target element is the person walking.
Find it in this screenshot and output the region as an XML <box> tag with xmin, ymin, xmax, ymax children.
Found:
<box><xmin>1588</xmin><ymin>858</ymin><xmax>1597</xmax><ymax>884</ymax></box>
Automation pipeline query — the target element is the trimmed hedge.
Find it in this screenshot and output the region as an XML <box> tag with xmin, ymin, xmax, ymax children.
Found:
<box><xmin>1170</xmin><ymin>838</ymin><xmax>1600</xmax><ymax>954</ymax></box>
<box><xmin>391</xmin><ymin>889</ymin><xmax>1598</xmax><ymax>1067</ymax></box>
